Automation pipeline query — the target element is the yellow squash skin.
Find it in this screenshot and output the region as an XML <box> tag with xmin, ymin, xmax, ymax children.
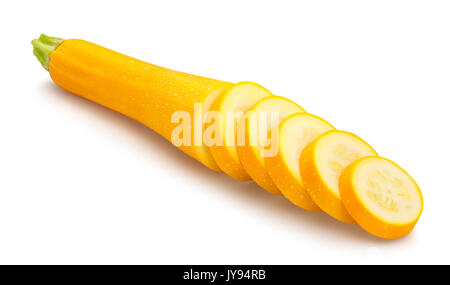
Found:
<box><xmin>49</xmin><ymin>39</ymin><xmax>233</xmax><ymax>171</ymax></box>
<box><xmin>237</xmin><ymin>96</ymin><xmax>305</xmax><ymax>195</ymax></box>
<box><xmin>300</xmin><ymin>130</ymin><xmax>377</xmax><ymax>223</ymax></box>
<box><xmin>265</xmin><ymin>113</ymin><xmax>335</xmax><ymax>212</ymax></box>
<box><xmin>339</xmin><ymin>156</ymin><xmax>423</xmax><ymax>239</ymax></box>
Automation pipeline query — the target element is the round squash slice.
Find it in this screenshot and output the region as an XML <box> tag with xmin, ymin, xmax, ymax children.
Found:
<box><xmin>237</xmin><ymin>96</ymin><xmax>305</xmax><ymax>194</ymax></box>
<box><xmin>265</xmin><ymin>113</ymin><xmax>335</xmax><ymax>211</ymax></box>
<box><xmin>300</xmin><ymin>130</ymin><xmax>377</xmax><ymax>223</ymax></box>
<box><xmin>339</xmin><ymin>156</ymin><xmax>423</xmax><ymax>239</ymax></box>
<box><xmin>209</xmin><ymin>82</ymin><xmax>272</xmax><ymax>181</ymax></box>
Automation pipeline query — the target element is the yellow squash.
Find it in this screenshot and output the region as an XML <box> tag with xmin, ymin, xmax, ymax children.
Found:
<box><xmin>33</xmin><ymin>34</ymin><xmax>424</xmax><ymax>239</ymax></box>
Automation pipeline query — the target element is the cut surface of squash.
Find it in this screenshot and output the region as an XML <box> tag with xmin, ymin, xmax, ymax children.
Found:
<box><xmin>238</xmin><ymin>96</ymin><xmax>305</xmax><ymax>194</ymax></box>
<box><xmin>266</xmin><ymin>113</ymin><xmax>334</xmax><ymax>211</ymax></box>
<box><xmin>340</xmin><ymin>156</ymin><xmax>423</xmax><ymax>239</ymax></box>
<box><xmin>209</xmin><ymin>82</ymin><xmax>272</xmax><ymax>181</ymax></box>
<box><xmin>300</xmin><ymin>130</ymin><xmax>377</xmax><ymax>223</ymax></box>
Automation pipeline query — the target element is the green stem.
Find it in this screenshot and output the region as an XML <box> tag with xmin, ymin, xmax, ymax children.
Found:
<box><xmin>31</xmin><ymin>34</ymin><xmax>64</xmax><ymax>71</ymax></box>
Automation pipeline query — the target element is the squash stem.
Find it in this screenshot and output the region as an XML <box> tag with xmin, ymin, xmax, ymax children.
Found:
<box><xmin>31</xmin><ymin>34</ymin><xmax>64</xmax><ymax>71</ymax></box>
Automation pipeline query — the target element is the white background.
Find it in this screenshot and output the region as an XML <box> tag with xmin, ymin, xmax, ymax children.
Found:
<box><xmin>1</xmin><ymin>0</ymin><xmax>449</xmax><ymax>265</ymax></box>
